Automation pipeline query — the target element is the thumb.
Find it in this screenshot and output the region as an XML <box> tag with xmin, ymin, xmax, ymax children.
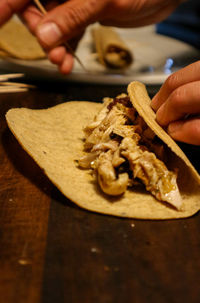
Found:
<box><xmin>168</xmin><ymin>117</ymin><xmax>200</xmax><ymax>145</ymax></box>
<box><xmin>36</xmin><ymin>0</ymin><xmax>107</xmax><ymax>49</ymax></box>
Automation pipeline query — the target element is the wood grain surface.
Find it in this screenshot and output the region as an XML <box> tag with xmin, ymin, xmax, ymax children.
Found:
<box><xmin>0</xmin><ymin>81</ymin><xmax>200</xmax><ymax>303</ymax></box>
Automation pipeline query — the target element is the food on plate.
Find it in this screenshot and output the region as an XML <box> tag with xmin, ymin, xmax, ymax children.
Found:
<box><xmin>6</xmin><ymin>82</ymin><xmax>200</xmax><ymax>219</ymax></box>
<box><xmin>0</xmin><ymin>19</ymin><xmax>46</xmax><ymax>60</ymax></box>
<box><xmin>92</xmin><ymin>26</ymin><xmax>133</xmax><ymax>69</ymax></box>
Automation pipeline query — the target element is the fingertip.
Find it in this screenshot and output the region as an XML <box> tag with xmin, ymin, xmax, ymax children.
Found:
<box><xmin>167</xmin><ymin>121</ymin><xmax>184</xmax><ymax>144</ymax></box>
<box><xmin>168</xmin><ymin>118</ymin><xmax>200</xmax><ymax>145</ymax></box>
<box><xmin>48</xmin><ymin>46</ymin><xmax>66</xmax><ymax>65</ymax></box>
<box><xmin>156</xmin><ymin>105</ymin><xmax>167</xmax><ymax>127</ymax></box>
<box><xmin>58</xmin><ymin>53</ymin><xmax>74</xmax><ymax>74</ymax></box>
<box><xmin>151</xmin><ymin>91</ymin><xmax>165</xmax><ymax>112</ymax></box>
<box><xmin>151</xmin><ymin>94</ymin><xmax>159</xmax><ymax>111</ymax></box>
<box><xmin>168</xmin><ymin>120</ymin><xmax>183</xmax><ymax>135</ymax></box>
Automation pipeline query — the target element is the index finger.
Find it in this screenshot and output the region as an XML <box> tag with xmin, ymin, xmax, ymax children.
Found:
<box><xmin>35</xmin><ymin>0</ymin><xmax>108</xmax><ymax>49</ymax></box>
<box><xmin>151</xmin><ymin>61</ymin><xmax>200</xmax><ymax>111</ymax></box>
<box><xmin>0</xmin><ymin>0</ymin><xmax>30</xmax><ymax>25</ymax></box>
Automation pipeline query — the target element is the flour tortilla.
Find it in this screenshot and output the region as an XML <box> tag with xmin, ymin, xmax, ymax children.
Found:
<box><xmin>6</xmin><ymin>86</ymin><xmax>200</xmax><ymax>219</ymax></box>
<box><xmin>0</xmin><ymin>19</ymin><xmax>46</xmax><ymax>60</ymax></box>
<box><xmin>128</xmin><ymin>82</ymin><xmax>200</xmax><ymax>184</ymax></box>
<box><xmin>0</xmin><ymin>50</ymin><xmax>8</xmax><ymax>57</ymax></box>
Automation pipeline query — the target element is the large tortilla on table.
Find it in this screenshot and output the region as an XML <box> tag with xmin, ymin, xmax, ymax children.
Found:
<box><xmin>6</xmin><ymin>82</ymin><xmax>200</xmax><ymax>219</ymax></box>
<box><xmin>0</xmin><ymin>19</ymin><xmax>46</xmax><ymax>60</ymax></box>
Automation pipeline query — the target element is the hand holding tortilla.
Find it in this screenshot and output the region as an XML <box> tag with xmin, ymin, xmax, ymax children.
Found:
<box><xmin>151</xmin><ymin>61</ymin><xmax>200</xmax><ymax>145</ymax></box>
<box><xmin>92</xmin><ymin>26</ymin><xmax>133</xmax><ymax>69</ymax></box>
<box><xmin>6</xmin><ymin>81</ymin><xmax>200</xmax><ymax>219</ymax></box>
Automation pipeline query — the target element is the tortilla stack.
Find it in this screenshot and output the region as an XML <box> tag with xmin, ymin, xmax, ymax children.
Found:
<box><xmin>92</xmin><ymin>26</ymin><xmax>133</xmax><ymax>69</ymax></box>
<box><xmin>6</xmin><ymin>82</ymin><xmax>200</xmax><ymax>219</ymax></box>
<box><xmin>0</xmin><ymin>19</ymin><xmax>46</xmax><ymax>60</ymax></box>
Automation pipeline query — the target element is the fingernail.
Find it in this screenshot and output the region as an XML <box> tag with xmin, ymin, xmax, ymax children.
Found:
<box><xmin>37</xmin><ymin>22</ymin><xmax>62</xmax><ymax>47</ymax></box>
<box><xmin>156</xmin><ymin>106</ymin><xmax>165</xmax><ymax>123</ymax></box>
<box><xmin>151</xmin><ymin>94</ymin><xmax>159</xmax><ymax>110</ymax></box>
<box><xmin>168</xmin><ymin>121</ymin><xmax>183</xmax><ymax>134</ymax></box>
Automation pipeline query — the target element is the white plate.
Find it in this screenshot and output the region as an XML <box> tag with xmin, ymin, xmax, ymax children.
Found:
<box><xmin>0</xmin><ymin>25</ymin><xmax>199</xmax><ymax>85</ymax></box>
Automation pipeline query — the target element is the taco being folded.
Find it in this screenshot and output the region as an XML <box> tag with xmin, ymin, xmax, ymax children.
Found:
<box><xmin>6</xmin><ymin>82</ymin><xmax>200</xmax><ymax>219</ymax></box>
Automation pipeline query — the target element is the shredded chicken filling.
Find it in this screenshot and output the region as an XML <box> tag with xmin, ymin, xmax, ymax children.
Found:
<box><xmin>78</xmin><ymin>95</ymin><xmax>182</xmax><ymax>209</ymax></box>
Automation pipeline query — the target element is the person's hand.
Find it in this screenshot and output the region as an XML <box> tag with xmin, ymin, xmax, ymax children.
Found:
<box><xmin>151</xmin><ymin>61</ymin><xmax>200</xmax><ymax>145</ymax></box>
<box><xmin>0</xmin><ymin>0</ymin><xmax>185</xmax><ymax>74</ymax></box>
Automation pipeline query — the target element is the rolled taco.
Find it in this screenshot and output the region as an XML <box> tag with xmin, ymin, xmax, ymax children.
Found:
<box><xmin>6</xmin><ymin>82</ymin><xmax>200</xmax><ymax>219</ymax></box>
<box><xmin>92</xmin><ymin>26</ymin><xmax>133</xmax><ymax>69</ymax></box>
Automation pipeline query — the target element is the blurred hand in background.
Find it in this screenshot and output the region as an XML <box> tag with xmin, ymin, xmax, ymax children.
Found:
<box><xmin>0</xmin><ymin>0</ymin><xmax>185</xmax><ymax>73</ymax></box>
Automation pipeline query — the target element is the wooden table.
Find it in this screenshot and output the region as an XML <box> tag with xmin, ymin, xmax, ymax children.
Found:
<box><xmin>0</xmin><ymin>80</ymin><xmax>200</xmax><ymax>303</ymax></box>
